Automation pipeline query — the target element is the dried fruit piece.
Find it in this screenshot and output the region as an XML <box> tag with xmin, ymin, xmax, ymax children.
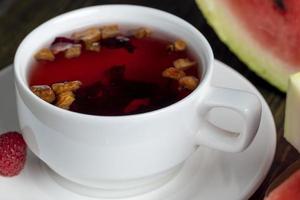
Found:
<box><xmin>174</xmin><ymin>40</ymin><xmax>187</xmax><ymax>51</ymax></box>
<box><xmin>0</xmin><ymin>132</ymin><xmax>27</xmax><ymax>177</ymax></box>
<box><xmin>173</xmin><ymin>58</ymin><xmax>196</xmax><ymax>70</ymax></box>
<box><xmin>85</xmin><ymin>42</ymin><xmax>101</xmax><ymax>52</ymax></box>
<box><xmin>179</xmin><ymin>76</ymin><xmax>199</xmax><ymax>90</ymax></box>
<box><xmin>50</xmin><ymin>37</ymin><xmax>77</xmax><ymax>54</ymax></box>
<box><xmin>101</xmin><ymin>25</ymin><xmax>119</xmax><ymax>39</ymax></box>
<box><xmin>101</xmin><ymin>36</ymin><xmax>135</xmax><ymax>53</ymax></box>
<box><xmin>166</xmin><ymin>40</ymin><xmax>187</xmax><ymax>52</ymax></box>
<box><xmin>166</xmin><ymin>44</ymin><xmax>175</xmax><ymax>52</ymax></box>
<box><xmin>123</xmin><ymin>98</ymin><xmax>151</xmax><ymax>114</ymax></box>
<box><xmin>52</xmin><ymin>37</ymin><xmax>77</xmax><ymax>45</ymax></box>
<box><xmin>162</xmin><ymin>67</ymin><xmax>186</xmax><ymax>80</ymax></box>
<box><xmin>30</xmin><ymin>85</ymin><xmax>56</xmax><ymax>103</ymax></box>
<box><xmin>72</xmin><ymin>27</ymin><xmax>101</xmax><ymax>43</ymax></box>
<box><xmin>34</xmin><ymin>48</ymin><xmax>55</xmax><ymax>61</ymax></box>
<box><xmin>134</xmin><ymin>27</ymin><xmax>152</xmax><ymax>38</ymax></box>
<box><xmin>64</xmin><ymin>44</ymin><xmax>82</xmax><ymax>59</ymax></box>
<box><xmin>51</xmin><ymin>43</ymin><xmax>73</xmax><ymax>54</ymax></box>
<box><xmin>52</xmin><ymin>80</ymin><xmax>82</xmax><ymax>95</ymax></box>
<box><xmin>56</xmin><ymin>91</ymin><xmax>75</xmax><ymax>110</ymax></box>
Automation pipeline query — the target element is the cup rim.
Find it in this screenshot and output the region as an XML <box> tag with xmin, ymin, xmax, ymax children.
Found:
<box><xmin>14</xmin><ymin>4</ymin><xmax>214</xmax><ymax>119</ymax></box>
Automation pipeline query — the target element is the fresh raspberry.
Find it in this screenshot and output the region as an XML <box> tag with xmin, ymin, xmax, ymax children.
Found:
<box><xmin>0</xmin><ymin>132</ymin><xmax>27</xmax><ymax>177</ymax></box>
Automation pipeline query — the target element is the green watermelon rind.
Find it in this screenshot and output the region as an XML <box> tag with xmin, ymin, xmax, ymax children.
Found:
<box><xmin>196</xmin><ymin>0</ymin><xmax>293</xmax><ymax>92</ymax></box>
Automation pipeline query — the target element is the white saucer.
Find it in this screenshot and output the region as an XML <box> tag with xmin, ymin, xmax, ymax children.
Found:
<box><xmin>0</xmin><ymin>60</ymin><xmax>276</xmax><ymax>200</ymax></box>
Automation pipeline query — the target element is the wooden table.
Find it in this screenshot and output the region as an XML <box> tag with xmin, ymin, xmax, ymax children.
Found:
<box><xmin>0</xmin><ymin>0</ymin><xmax>298</xmax><ymax>199</ymax></box>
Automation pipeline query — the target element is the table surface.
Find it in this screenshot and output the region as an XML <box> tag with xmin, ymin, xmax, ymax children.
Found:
<box><xmin>0</xmin><ymin>0</ymin><xmax>298</xmax><ymax>199</ymax></box>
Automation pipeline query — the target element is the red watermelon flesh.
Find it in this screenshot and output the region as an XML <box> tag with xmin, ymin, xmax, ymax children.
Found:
<box><xmin>228</xmin><ymin>0</ymin><xmax>300</xmax><ymax>66</ymax></box>
<box><xmin>196</xmin><ymin>0</ymin><xmax>300</xmax><ymax>91</ymax></box>
<box><xmin>265</xmin><ymin>169</ymin><xmax>300</xmax><ymax>200</ymax></box>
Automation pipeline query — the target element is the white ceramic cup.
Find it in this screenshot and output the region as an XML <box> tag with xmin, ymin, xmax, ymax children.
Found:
<box><xmin>14</xmin><ymin>5</ymin><xmax>261</xmax><ymax>197</ymax></box>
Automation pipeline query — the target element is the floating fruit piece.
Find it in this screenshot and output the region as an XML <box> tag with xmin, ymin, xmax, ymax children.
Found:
<box><xmin>30</xmin><ymin>85</ymin><xmax>56</xmax><ymax>103</ymax></box>
<box><xmin>34</xmin><ymin>48</ymin><xmax>55</xmax><ymax>61</ymax></box>
<box><xmin>162</xmin><ymin>67</ymin><xmax>186</xmax><ymax>80</ymax></box>
<box><xmin>179</xmin><ymin>76</ymin><xmax>199</xmax><ymax>90</ymax></box>
<box><xmin>123</xmin><ymin>98</ymin><xmax>151</xmax><ymax>114</ymax></box>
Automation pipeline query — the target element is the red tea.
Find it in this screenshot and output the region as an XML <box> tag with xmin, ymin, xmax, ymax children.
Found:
<box><xmin>29</xmin><ymin>26</ymin><xmax>201</xmax><ymax>116</ymax></box>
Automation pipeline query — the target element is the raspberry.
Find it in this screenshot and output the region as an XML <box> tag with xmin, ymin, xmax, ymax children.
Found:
<box><xmin>0</xmin><ymin>132</ymin><xmax>27</xmax><ymax>177</ymax></box>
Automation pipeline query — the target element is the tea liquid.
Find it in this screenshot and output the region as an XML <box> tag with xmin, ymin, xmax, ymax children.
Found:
<box><xmin>29</xmin><ymin>33</ymin><xmax>200</xmax><ymax>116</ymax></box>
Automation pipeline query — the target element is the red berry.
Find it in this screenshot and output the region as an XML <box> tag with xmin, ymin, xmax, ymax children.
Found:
<box><xmin>0</xmin><ymin>132</ymin><xmax>27</xmax><ymax>177</ymax></box>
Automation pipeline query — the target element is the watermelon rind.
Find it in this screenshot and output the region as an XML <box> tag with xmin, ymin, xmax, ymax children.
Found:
<box><xmin>196</xmin><ymin>0</ymin><xmax>294</xmax><ymax>92</ymax></box>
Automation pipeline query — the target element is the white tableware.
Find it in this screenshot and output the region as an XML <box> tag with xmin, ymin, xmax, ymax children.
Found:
<box><xmin>0</xmin><ymin>60</ymin><xmax>275</xmax><ymax>199</ymax></box>
<box><xmin>14</xmin><ymin>6</ymin><xmax>262</xmax><ymax>195</ymax></box>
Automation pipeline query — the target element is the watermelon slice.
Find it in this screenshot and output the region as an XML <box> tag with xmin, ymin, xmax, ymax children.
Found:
<box><xmin>196</xmin><ymin>0</ymin><xmax>300</xmax><ymax>92</ymax></box>
<box><xmin>265</xmin><ymin>169</ymin><xmax>300</xmax><ymax>200</ymax></box>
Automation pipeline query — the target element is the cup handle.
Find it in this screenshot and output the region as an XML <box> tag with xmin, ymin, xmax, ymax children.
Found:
<box><xmin>196</xmin><ymin>86</ymin><xmax>262</xmax><ymax>152</ymax></box>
